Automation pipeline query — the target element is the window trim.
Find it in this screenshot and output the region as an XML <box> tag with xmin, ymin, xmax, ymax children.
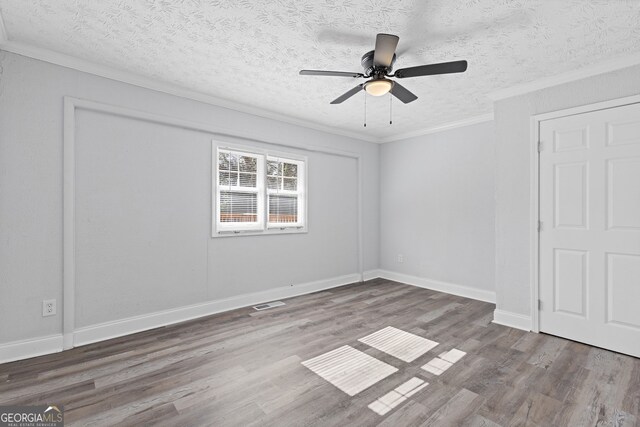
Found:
<box><xmin>212</xmin><ymin>141</ymin><xmax>308</xmax><ymax>237</ymax></box>
<box><xmin>266</xmin><ymin>155</ymin><xmax>306</xmax><ymax>229</ymax></box>
<box><xmin>215</xmin><ymin>148</ymin><xmax>265</xmax><ymax>232</ymax></box>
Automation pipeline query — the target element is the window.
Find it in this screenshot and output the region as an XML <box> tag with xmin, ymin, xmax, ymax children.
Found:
<box><xmin>267</xmin><ymin>157</ymin><xmax>305</xmax><ymax>228</ymax></box>
<box><xmin>216</xmin><ymin>149</ymin><xmax>264</xmax><ymax>231</ymax></box>
<box><xmin>214</xmin><ymin>145</ymin><xmax>306</xmax><ymax>235</ymax></box>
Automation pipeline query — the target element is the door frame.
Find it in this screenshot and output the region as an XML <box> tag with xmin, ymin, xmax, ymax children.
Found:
<box><xmin>529</xmin><ymin>94</ymin><xmax>640</xmax><ymax>333</ymax></box>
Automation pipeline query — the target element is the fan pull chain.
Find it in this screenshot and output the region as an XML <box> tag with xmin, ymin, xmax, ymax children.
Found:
<box><xmin>363</xmin><ymin>91</ymin><xmax>367</xmax><ymax>127</ymax></box>
<box><xmin>389</xmin><ymin>92</ymin><xmax>393</xmax><ymax>125</ymax></box>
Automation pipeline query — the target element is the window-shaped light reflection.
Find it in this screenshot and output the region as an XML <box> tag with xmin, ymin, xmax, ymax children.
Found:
<box><xmin>368</xmin><ymin>377</ymin><xmax>429</xmax><ymax>415</ymax></box>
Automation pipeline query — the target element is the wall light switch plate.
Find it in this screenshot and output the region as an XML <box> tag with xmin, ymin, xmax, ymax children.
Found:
<box><xmin>43</xmin><ymin>299</ymin><xmax>56</xmax><ymax>317</ymax></box>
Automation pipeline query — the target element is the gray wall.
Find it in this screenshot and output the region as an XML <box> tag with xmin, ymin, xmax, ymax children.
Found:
<box><xmin>7</xmin><ymin>42</ymin><xmax>635</xmax><ymax>347</ymax></box>
<box><xmin>494</xmin><ymin>64</ymin><xmax>640</xmax><ymax>316</ymax></box>
<box><xmin>0</xmin><ymin>51</ymin><xmax>379</xmax><ymax>343</ymax></box>
<box><xmin>380</xmin><ymin>121</ymin><xmax>496</xmax><ymax>292</ymax></box>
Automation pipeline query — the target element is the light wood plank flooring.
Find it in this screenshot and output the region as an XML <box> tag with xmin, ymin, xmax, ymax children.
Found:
<box><xmin>1</xmin><ymin>279</ymin><xmax>639</xmax><ymax>426</ymax></box>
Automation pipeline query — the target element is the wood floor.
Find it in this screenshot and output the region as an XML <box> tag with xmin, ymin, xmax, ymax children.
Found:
<box><xmin>1</xmin><ymin>279</ymin><xmax>639</xmax><ymax>426</ymax></box>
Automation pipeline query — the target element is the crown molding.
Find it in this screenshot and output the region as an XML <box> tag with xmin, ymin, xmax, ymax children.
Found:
<box><xmin>0</xmin><ymin>9</ymin><xmax>8</xmax><ymax>44</ymax></box>
<box><xmin>0</xmin><ymin>24</ymin><xmax>495</xmax><ymax>144</ymax></box>
<box><xmin>379</xmin><ymin>113</ymin><xmax>494</xmax><ymax>143</ymax></box>
<box><xmin>0</xmin><ymin>36</ymin><xmax>379</xmax><ymax>143</ymax></box>
<box><xmin>489</xmin><ymin>51</ymin><xmax>640</xmax><ymax>101</ymax></box>
<box><xmin>2</xmin><ymin>8</ymin><xmax>639</xmax><ymax>143</ymax></box>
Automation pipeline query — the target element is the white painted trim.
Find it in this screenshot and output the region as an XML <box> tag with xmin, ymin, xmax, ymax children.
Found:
<box><xmin>63</xmin><ymin>96</ymin><xmax>365</xmax><ymax>349</ymax></box>
<box><xmin>529</xmin><ymin>94</ymin><xmax>640</xmax><ymax>333</ymax></box>
<box><xmin>376</xmin><ymin>269</ymin><xmax>496</xmax><ymax>303</ymax></box>
<box><xmin>0</xmin><ymin>34</ymin><xmax>496</xmax><ymax>144</ymax></box>
<box><xmin>63</xmin><ymin>97</ymin><xmax>75</xmax><ymax>349</ymax></box>
<box><xmin>357</xmin><ymin>146</ymin><xmax>364</xmax><ymax>276</ymax></box>
<box><xmin>211</xmin><ymin>142</ymin><xmax>309</xmax><ymax>236</ymax></box>
<box><xmin>72</xmin><ymin>273</ymin><xmax>361</xmax><ymax>347</ymax></box>
<box><xmin>533</xmin><ymin>94</ymin><xmax>640</xmax><ymax>122</ymax></box>
<box><xmin>362</xmin><ymin>269</ymin><xmax>383</xmax><ymax>281</ymax></box>
<box><xmin>0</xmin><ymin>9</ymin><xmax>8</xmax><ymax>44</ymax></box>
<box><xmin>492</xmin><ymin>309</ymin><xmax>532</xmax><ymax>331</ymax></box>
<box><xmin>490</xmin><ymin>52</ymin><xmax>640</xmax><ymax>100</ymax></box>
<box><xmin>3</xmin><ymin>20</ymin><xmax>638</xmax><ymax>142</ymax></box>
<box><xmin>0</xmin><ymin>335</ymin><xmax>63</xmax><ymax>364</ymax></box>
<box><xmin>379</xmin><ymin>113</ymin><xmax>494</xmax><ymax>143</ymax></box>
<box><xmin>65</xmin><ymin>97</ymin><xmax>361</xmax><ymax>160</ymax></box>
<box><xmin>0</xmin><ymin>39</ymin><xmax>376</xmax><ymax>143</ymax></box>
<box><xmin>4</xmin><ymin>268</ymin><xmax>505</xmax><ymax>363</ymax></box>
<box><xmin>529</xmin><ymin>115</ymin><xmax>540</xmax><ymax>333</ymax></box>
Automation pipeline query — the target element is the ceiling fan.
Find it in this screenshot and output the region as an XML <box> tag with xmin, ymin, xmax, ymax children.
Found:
<box><xmin>300</xmin><ymin>33</ymin><xmax>467</xmax><ymax>104</ymax></box>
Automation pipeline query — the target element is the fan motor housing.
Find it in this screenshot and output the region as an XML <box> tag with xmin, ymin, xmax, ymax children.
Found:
<box><xmin>361</xmin><ymin>50</ymin><xmax>396</xmax><ymax>76</ymax></box>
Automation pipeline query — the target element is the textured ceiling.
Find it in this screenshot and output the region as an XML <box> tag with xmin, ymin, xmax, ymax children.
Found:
<box><xmin>1</xmin><ymin>0</ymin><xmax>639</xmax><ymax>140</ymax></box>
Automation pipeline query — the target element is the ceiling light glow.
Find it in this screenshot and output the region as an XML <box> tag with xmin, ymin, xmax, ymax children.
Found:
<box><xmin>364</xmin><ymin>79</ymin><xmax>393</xmax><ymax>96</ymax></box>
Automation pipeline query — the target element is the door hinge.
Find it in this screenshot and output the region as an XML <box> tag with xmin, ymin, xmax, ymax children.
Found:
<box><xmin>537</xmin><ymin>141</ymin><xmax>543</xmax><ymax>153</ymax></box>
<box><xmin>537</xmin><ymin>220</ymin><xmax>543</xmax><ymax>232</ymax></box>
<box><xmin>538</xmin><ymin>299</ymin><xmax>543</xmax><ymax>310</ymax></box>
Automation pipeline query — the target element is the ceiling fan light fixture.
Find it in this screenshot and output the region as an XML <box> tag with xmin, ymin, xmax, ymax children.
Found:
<box><xmin>364</xmin><ymin>79</ymin><xmax>393</xmax><ymax>96</ymax></box>
<box><xmin>301</xmin><ymin>33</ymin><xmax>467</xmax><ymax>105</ymax></box>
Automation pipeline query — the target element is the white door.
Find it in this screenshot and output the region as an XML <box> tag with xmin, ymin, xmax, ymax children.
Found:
<box><xmin>539</xmin><ymin>102</ymin><xmax>640</xmax><ymax>358</ymax></box>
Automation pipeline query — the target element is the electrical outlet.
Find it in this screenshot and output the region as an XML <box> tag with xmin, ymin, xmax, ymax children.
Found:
<box><xmin>42</xmin><ymin>299</ymin><xmax>56</xmax><ymax>317</ymax></box>
<box><xmin>397</xmin><ymin>254</ymin><xmax>404</xmax><ymax>263</ymax></box>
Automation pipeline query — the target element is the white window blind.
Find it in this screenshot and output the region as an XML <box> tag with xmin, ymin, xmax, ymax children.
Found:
<box><xmin>214</xmin><ymin>146</ymin><xmax>306</xmax><ymax>235</ymax></box>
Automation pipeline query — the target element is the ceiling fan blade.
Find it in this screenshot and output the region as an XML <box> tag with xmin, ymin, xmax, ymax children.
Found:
<box><xmin>300</xmin><ymin>70</ymin><xmax>364</xmax><ymax>78</ymax></box>
<box><xmin>394</xmin><ymin>60</ymin><xmax>468</xmax><ymax>78</ymax></box>
<box><xmin>390</xmin><ymin>82</ymin><xmax>418</xmax><ymax>104</ymax></box>
<box><xmin>330</xmin><ymin>84</ymin><xmax>364</xmax><ymax>104</ymax></box>
<box><xmin>373</xmin><ymin>33</ymin><xmax>399</xmax><ymax>67</ymax></box>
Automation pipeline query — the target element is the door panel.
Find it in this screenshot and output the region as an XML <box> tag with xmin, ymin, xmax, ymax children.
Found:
<box><xmin>606</xmin><ymin>253</ymin><xmax>640</xmax><ymax>329</ymax></box>
<box><xmin>607</xmin><ymin>119</ymin><xmax>640</xmax><ymax>147</ymax></box>
<box><xmin>553</xmin><ymin>127</ymin><xmax>589</xmax><ymax>152</ymax></box>
<box><xmin>553</xmin><ymin>249</ymin><xmax>588</xmax><ymax>317</ymax></box>
<box><xmin>539</xmin><ymin>102</ymin><xmax>640</xmax><ymax>357</ymax></box>
<box><xmin>554</xmin><ymin>162</ymin><xmax>588</xmax><ymax>229</ymax></box>
<box><xmin>607</xmin><ymin>158</ymin><xmax>640</xmax><ymax>230</ymax></box>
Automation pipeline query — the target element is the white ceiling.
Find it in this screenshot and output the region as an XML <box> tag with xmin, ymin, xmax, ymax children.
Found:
<box><xmin>1</xmin><ymin>0</ymin><xmax>639</xmax><ymax>141</ymax></box>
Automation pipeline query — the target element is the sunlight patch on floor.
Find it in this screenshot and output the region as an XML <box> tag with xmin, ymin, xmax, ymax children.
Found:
<box><xmin>301</xmin><ymin>345</ymin><xmax>398</xmax><ymax>396</ymax></box>
<box><xmin>422</xmin><ymin>348</ymin><xmax>466</xmax><ymax>375</ymax></box>
<box><xmin>358</xmin><ymin>326</ymin><xmax>439</xmax><ymax>362</ymax></box>
<box><xmin>368</xmin><ymin>377</ymin><xmax>429</xmax><ymax>415</ymax></box>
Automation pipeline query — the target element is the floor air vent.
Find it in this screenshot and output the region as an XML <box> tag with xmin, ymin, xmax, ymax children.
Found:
<box><xmin>253</xmin><ymin>301</ymin><xmax>285</xmax><ymax>311</ymax></box>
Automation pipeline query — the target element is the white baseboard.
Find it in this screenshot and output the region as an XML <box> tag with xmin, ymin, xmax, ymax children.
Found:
<box><xmin>492</xmin><ymin>309</ymin><xmax>532</xmax><ymax>331</ymax></box>
<box><xmin>362</xmin><ymin>269</ymin><xmax>383</xmax><ymax>281</ymax></box>
<box><xmin>0</xmin><ymin>334</ymin><xmax>64</xmax><ymax>364</ymax></box>
<box><xmin>376</xmin><ymin>269</ymin><xmax>496</xmax><ymax>303</ymax></box>
<box><xmin>1</xmin><ymin>271</ymin><xmax>508</xmax><ymax>364</ymax></box>
<box><xmin>72</xmin><ymin>273</ymin><xmax>361</xmax><ymax>347</ymax></box>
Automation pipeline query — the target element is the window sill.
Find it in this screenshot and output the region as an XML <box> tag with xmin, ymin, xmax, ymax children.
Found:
<box><xmin>212</xmin><ymin>227</ymin><xmax>308</xmax><ymax>238</ymax></box>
